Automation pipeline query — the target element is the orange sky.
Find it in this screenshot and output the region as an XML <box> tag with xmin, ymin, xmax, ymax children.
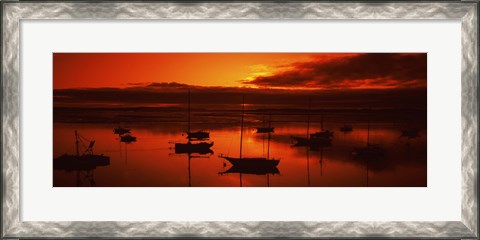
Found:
<box><xmin>53</xmin><ymin>53</ymin><xmax>426</xmax><ymax>90</ymax></box>
<box><xmin>53</xmin><ymin>53</ymin><xmax>316</xmax><ymax>89</ymax></box>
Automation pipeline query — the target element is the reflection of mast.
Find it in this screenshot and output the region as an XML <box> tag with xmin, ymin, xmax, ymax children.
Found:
<box><xmin>187</xmin><ymin>89</ymin><xmax>191</xmax><ymax>134</ymax></box>
<box><xmin>75</xmin><ymin>130</ymin><xmax>80</xmax><ymax>156</ymax></box>
<box><xmin>267</xmin><ymin>115</ymin><xmax>271</xmax><ymax>159</ymax></box>
<box><xmin>306</xmin><ymin>146</ymin><xmax>310</xmax><ymax>186</ymax></box>
<box><xmin>307</xmin><ymin>99</ymin><xmax>311</xmax><ymax>138</ymax></box>
<box><xmin>366</xmin><ymin>110</ymin><xmax>371</xmax><ymax>187</ymax></box>
<box><xmin>305</xmin><ymin>98</ymin><xmax>312</xmax><ymax>186</ymax></box>
<box><xmin>240</xmin><ymin>95</ymin><xmax>245</xmax><ymax>159</ymax></box>
<box><xmin>367</xmin><ymin>117</ymin><xmax>370</xmax><ymax>146</ymax></box>
<box><xmin>306</xmin><ymin>99</ymin><xmax>311</xmax><ymax>186</ymax></box>
<box><xmin>76</xmin><ymin>170</ymin><xmax>81</xmax><ymax>186</ymax></box>
<box><xmin>262</xmin><ymin>118</ymin><xmax>276</xmax><ymax>187</ymax></box>
<box><xmin>258</xmin><ymin>112</ymin><xmax>274</xmax><ymax>187</ymax></box>
<box><xmin>239</xmin><ymin>95</ymin><xmax>245</xmax><ymax>187</ymax></box>
<box><xmin>351</xmin><ymin>109</ymin><xmax>385</xmax><ymax>187</ymax></box>
<box><xmin>366</xmin><ymin>154</ymin><xmax>368</xmax><ymax>187</ymax></box>
<box><xmin>320</xmin><ymin>147</ymin><xmax>323</xmax><ymax>176</ymax></box>
<box><xmin>262</xmin><ymin>115</ymin><xmax>265</xmax><ymax>154</ymax></box>
<box><xmin>181</xmin><ymin>153</ymin><xmax>210</xmax><ymax>187</ymax></box>
<box><xmin>266</xmin><ymin>116</ymin><xmax>271</xmax><ymax>187</ymax></box>
<box><xmin>188</xmin><ymin>153</ymin><xmax>191</xmax><ymax>187</ymax></box>
<box><xmin>75</xmin><ymin>131</ymin><xmax>80</xmax><ymax>186</ymax></box>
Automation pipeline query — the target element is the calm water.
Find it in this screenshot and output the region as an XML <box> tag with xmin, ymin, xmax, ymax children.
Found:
<box><xmin>53</xmin><ymin>112</ymin><xmax>427</xmax><ymax>187</ymax></box>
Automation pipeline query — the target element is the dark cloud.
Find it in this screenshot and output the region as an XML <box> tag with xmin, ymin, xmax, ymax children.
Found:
<box><xmin>243</xmin><ymin>53</ymin><xmax>427</xmax><ymax>89</ymax></box>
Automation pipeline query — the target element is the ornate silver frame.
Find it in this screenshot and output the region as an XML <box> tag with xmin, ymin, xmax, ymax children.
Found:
<box><xmin>1</xmin><ymin>1</ymin><xmax>478</xmax><ymax>239</ymax></box>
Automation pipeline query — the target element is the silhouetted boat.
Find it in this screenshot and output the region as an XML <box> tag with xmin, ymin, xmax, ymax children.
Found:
<box><xmin>187</xmin><ymin>130</ymin><xmax>209</xmax><ymax>140</ymax></box>
<box><xmin>291</xmin><ymin>136</ymin><xmax>309</xmax><ymax>146</ymax></box>
<box><xmin>175</xmin><ymin>90</ymin><xmax>214</xmax><ymax>153</ymax></box>
<box><xmin>220</xmin><ymin>95</ymin><xmax>279</xmax><ymax>168</ymax></box>
<box><xmin>401</xmin><ymin>128</ymin><xmax>420</xmax><ymax>139</ymax></box>
<box><xmin>292</xmin><ymin>102</ymin><xmax>333</xmax><ymax>147</ymax></box>
<box><xmin>256</xmin><ymin>127</ymin><xmax>274</xmax><ymax>133</ymax></box>
<box><xmin>340</xmin><ymin>125</ymin><xmax>353</xmax><ymax>132</ymax></box>
<box><xmin>184</xmin><ymin>89</ymin><xmax>211</xmax><ymax>141</ymax></box>
<box><xmin>220</xmin><ymin>156</ymin><xmax>279</xmax><ymax>168</ymax></box>
<box><xmin>53</xmin><ymin>130</ymin><xmax>110</xmax><ymax>172</ymax></box>
<box><xmin>54</xmin><ymin>154</ymin><xmax>109</xmax><ymax>171</ymax></box>
<box><xmin>175</xmin><ymin>142</ymin><xmax>214</xmax><ymax>154</ymax></box>
<box><xmin>113</xmin><ymin>127</ymin><xmax>130</xmax><ymax>135</ymax></box>
<box><xmin>292</xmin><ymin>135</ymin><xmax>332</xmax><ymax>147</ymax></box>
<box><xmin>120</xmin><ymin>134</ymin><xmax>137</xmax><ymax>143</ymax></box>
<box><xmin>310</xmin><ymin>115</ymin><xmax>334</xmax><ymax>139</ymax></box>
<box><xmin>310</xmin><ymin>131</ymin><xmax>334</xmax><ymax>138</ymax></box>
<box><xmin>256</xmin><ymin>113</ymin><xmax>275</xmax><ymax>133</ymax></box>
<box><xmin>219</xmin><ymin>164</ymin><xmax>280</xmax><ymax>175</ymax></box>
<box><xmin>352</xmin><ymin>117</ymin><xmax>384</xmax><ymax>159</ymax></box>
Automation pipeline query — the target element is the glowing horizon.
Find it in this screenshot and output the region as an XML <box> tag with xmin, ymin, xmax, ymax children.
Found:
<box><xmin>53</xmin><ymin>53</ymin><xmax>426</xmax><ymax>90</ymax></box>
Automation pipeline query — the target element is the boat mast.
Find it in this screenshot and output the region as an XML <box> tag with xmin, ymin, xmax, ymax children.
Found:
<box><xmin>267</xmin><ymin>114</ymin><xmax>271</xmax><ymax>159</ymax></box>
<box><xmin>367</xmin><ymin>115</ymin><xmax>370</xmax><ymax>146</ymax></box>
<box><xmin>306</xmin><ymin>146</ymin><xmax>310</xmax><ymax>186</ymax></box>
<box><xmin>366</xmin><ymin>156</ymin><xmax>369</xmax><ymax>187</ymax></box>
<box><xmin>307</xmin><ymin>98</ymin><xmax>311</xmax><ymax>138</ymax></box>
<box><xmin>239</xmin><ymin>95</ymin><xmax>245</xmax><ymax>159</ymax></box>
<box><xmin>75</xmin><ymin>130</ymin><xmax>79</xmax><ymax>157</ymax></box>
<box><xmin>187</xmin><ymin>89</ymin><xmax>191</xmax><ymax>134</ymax></box>
<box><xmin>306</xmin><ymin>98</ymin><xmax>311</xmax><ymax>186</ymax></box>
<box><xmin>320</xmin><ymin>148</ymin><xmax>323</xmax><ymax>176</ymax></box>
<box><xmin>188</xmin><ymin>153</ymin><xmax>191</xmax><ymax>187</ymax></box>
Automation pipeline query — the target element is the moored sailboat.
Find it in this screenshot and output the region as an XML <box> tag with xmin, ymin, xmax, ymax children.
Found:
<box><xmin>340</xmin><ymin>124</ymin><xmax>353</xmax><ymax>133</ymax></box>
<box><xmin>401</xmin><ymin>128</ymin><xmax>420</xmax><ymax>139</ymax></box>
<box><xmin>219</xmin><ymin>95</ymin><xmax>279</xmax><ymax>168</ymax></box>
<box><xmin>291</xmin><ymin>100</ymin><xmax>333</xmax><ymax>148</ymax></box>
<box><xmin>352</xmin><ymin>116</ymin><xmax>384</xmax><ymax>159</ymax></box>
<box><xmin>53</xmin><ymin>130</ymin><xmax>110</xmax><ymax>172</ymax></box>
<box><xmin>256</xmin><ymin>114</ymin><xmax>274</xmax><ymax>133</ymax></box>
<box><xmin>120</xmin><ymin>134</ymin><xmax>137</xmax><ymax>143</ymax></box>
<box><xmin>113</xmin><ymin>127</ymin><xmax>130</xmax><ymax>135</ymax></box>
<box><xmin>174</xmin><ymin>90</ymin><xmax>213</xmax><ymax>154</ymax></box>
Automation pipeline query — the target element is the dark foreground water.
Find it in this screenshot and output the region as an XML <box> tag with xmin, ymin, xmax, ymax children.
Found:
<box><xmin>53</xmin><ymin>110</ymin><xmax>427</xmax><ymax>187</ymax></box>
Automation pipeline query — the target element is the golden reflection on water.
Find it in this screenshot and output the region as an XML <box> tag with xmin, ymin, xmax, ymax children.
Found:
<box><xmin>53</xmin><ymin>121</ymin><xmax>426</xmax><ymax>187</ymax></box>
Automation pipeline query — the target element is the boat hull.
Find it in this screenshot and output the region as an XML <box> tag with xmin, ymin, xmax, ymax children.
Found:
<box><xmin>291</xmin><ymin>136</ymin><xmax>332</xmax><ymax>148</ymax></box>
<box><xmin>53</xmin><ymin>154</ymin><xmax>110</xmax><ymax>171</ymax></box>
<box><xmin>221</xmin><ymin>156</ymin><xmax>279</xmax><ymax>168</ymax></box>
<box><xmin>256</xmin><ymin>127</ymin><xmax>274</xmax><ymax>133</ymax></box>
<box><xmin>401</xmin><ymin>129</ymin><xmax>420</xmax><ymax>138</ymax></box>
<box><xmin>219</xmin><ymin>165</ymin><xmax>280</xmax><ymax>175</ymax></box>
<box><xmin>187</xmin><ymin>131</ymin><xmax>210</xmax><ymax>140</ymax></box>
<box><xmin>310</xmin><ymin>130</ymin><xmax>334</xmax><ymax>139</ymax></box>
<box><xmin>175</xmin><ymin>142</ymin><xmax>214</xmax><ymax>154</ymax></box>
<box><xmin>120</xmin><ymin>135</ymin><xmax>137</xmax><ymax>143</ymax></box>
<box><xmin>114</xmin><ymin>128</ymin><xmax>130</xmax><ymax>135</ymax></box>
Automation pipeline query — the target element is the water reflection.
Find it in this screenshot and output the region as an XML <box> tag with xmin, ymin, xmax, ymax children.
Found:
<box><xmin>53</xmin><ymin>110</ymin><xmax>426</xmax><ymax>187</ymax></box>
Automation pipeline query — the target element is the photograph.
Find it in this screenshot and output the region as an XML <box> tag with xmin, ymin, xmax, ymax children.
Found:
<box><xmin>53</xmin><ymin>53</ymin><xmax>427</xmax><ymax>187</ymax></box>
